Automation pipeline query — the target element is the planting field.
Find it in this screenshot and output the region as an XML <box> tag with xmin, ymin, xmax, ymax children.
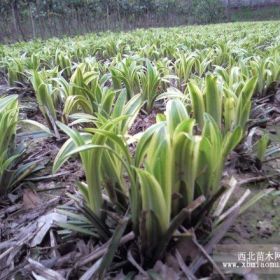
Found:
<box><xmin>1</xmin><ymin>21</ymin><xmax>280</xmax><ymax>279</ymax></box>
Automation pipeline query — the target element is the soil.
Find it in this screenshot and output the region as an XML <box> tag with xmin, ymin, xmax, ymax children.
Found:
<box><xmin>129</xmin><ymin>109</ymin><xmax>158</xmax><ymax>135</ymax></box>
<box><xmin>0</xmin><ymin>84</ymin><xmax>85</xmax><ymax>279</ymax></box>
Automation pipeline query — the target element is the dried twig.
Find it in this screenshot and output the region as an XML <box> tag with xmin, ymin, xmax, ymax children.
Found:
<box><xmin>76</xmin><ymin>231</ymin><xmax>135</xmax><ymax>268</ymax></box>
<box><xmin>191</xmin><ymin>235</ymin><xmax>226</xmax><ymax>280</ymax></box>
<box><xmin>50</xmin><ymin>230</ymin><xmax>60</xmax><ymax>258</ymax></box>
<box><xmin>28</xmin><ymin>258</ymin><xmax>65</xmax><ymax>280</ymax></box>
<box><xmin>127</xmin><ymin>250</ymin><xmax>148</xmax><ymax>277</ymax></box>
<box><xmin>239</xmin><ymin>173</ymin><xmax>280</xmax><ymax>186</ymax></box>
<box><xmin>190</xmin><ymin>207</ymin><xmax>239</xmax><ymax>274</ymax></box>
<box><xmin>215</xmin><ymin>189</ymin><xmax>251</xmax><ymax>225</ymax></box>
<box><xmin>27</xmin><ymin>171</ymin><xmax>70</xmax><ymax>182</ymax></box>
<box><xmin>0</xmin><ymin>223</ymin><xmax>38</xmax><ymax>261</ymax></box>
<box><xmin>175</xmin><ymin>250</ymin><xmax>198</xmax><ymax>280</ymax></box>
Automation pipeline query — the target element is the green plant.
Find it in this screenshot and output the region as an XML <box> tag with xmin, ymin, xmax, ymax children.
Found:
<box><xmin>31</xmin><ymin>70</ymin><xmax>59</xmax><ymax>135</ymax></box>
<box><xmin>187</xmin><ymin>75</ymin><xmax>257</xmax><ymax>133</ymax></box>
<box><xmin>110</xmin><ymin>58</ymin><xmax>141</xmax><ymax>100</ymax></box>
<box><xmin>140</xmin><ymin>60</ymin><xmax>161</xmax><ymax>112</ymax></box>
<box><xmin>255</xmin><ymin>133</ymin><xmax>270</xmax><ymax>162</ymax></box>
<box><xmin>0</xmin><ymin>95</ymin><xmax>19</xmax><ymax>194</ymax></box>
<box><xmin>6</xmin><ymin>58</ymin><xmax>26</xmax><ymax>86</ymax></box>
<box><xmin>133</xmin><ymin>100</ymin><xmax>243</xmax><ymax>258</ymax></box>
<box><xmin>174</xmin><ymin>53</ymin><xmax>196</xmax><ymax>85</ymax></box>
<box><xmin>53</xmin><ymin>93</ymin><xmax>142</xmax><ymax>216</ymax></box>
<box><xmin>0</xmin><ymin>95</ymin><xmax>40</xmax><ymax>195</ymax></box>
<box><xmin>54</xmin><ymin>99</ymin><xmax>242</xmax><ymax>260</ymax></box>
<box><xmin>55</xmin><ymin>49</ymin><xmax>72</xmax><ymax>78</ymax></box>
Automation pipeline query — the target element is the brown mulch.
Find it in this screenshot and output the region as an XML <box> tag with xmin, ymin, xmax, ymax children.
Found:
<box><xmin>251</xmin><ymin>82</ymin><xmax>280</xmax><ymax>127</ymax></box>
<box><xmin>0</xmin><ymin>84</ymin><xmax>87</xmax><ymax>279</ymax></box>
<box><xmin>0</xmin><ymin>135</ymin><xmax>85</xmax><ymax>279</ymax></box>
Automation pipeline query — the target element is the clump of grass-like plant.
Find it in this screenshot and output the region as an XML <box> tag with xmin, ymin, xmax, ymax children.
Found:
<box><xmin>0</xmin><ymin>95</ymin><xmax>41</xmax><ymax>195</ymax></box>
<box><xmin>53</xmin><ymin>98</ymin><xmax>244</xmax><ymax>271</ymax></box>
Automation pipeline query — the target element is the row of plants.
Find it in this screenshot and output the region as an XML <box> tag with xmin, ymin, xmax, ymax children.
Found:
<box><xmin>24</xmin><ymin>58</ymin><xmax>277</xmax><ymax>137</ymax></box>
<box><xmin>1</xmin><ymin>22</ymin><xmax>280</xmax><ymax>77</ymax></box>
<box><xmin>1</xmin><ymin>24</ymin><xmax>279</xmax><ymax>139</ymax></box>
